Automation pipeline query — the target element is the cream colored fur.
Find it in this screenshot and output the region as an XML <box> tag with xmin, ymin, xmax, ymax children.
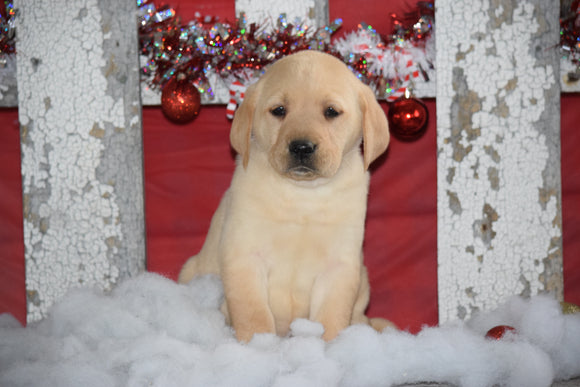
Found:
<box><xmin>179</xmin><ymin>51</ymin><xmax>393</xmax><ymax>342</ymax></box>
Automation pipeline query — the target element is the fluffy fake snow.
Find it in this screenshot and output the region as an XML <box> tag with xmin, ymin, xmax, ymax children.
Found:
<box><xmin>1</xmin><ymin>273</ymin><xmax>579</xmax><ymax>387</ymax></box>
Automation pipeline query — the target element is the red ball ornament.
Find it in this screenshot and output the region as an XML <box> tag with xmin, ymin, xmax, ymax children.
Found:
<box><xmin>387</xmin><ymin>95</ymin><xmax>429</xmax><ymax>141</ymax></box>
<box><xmin>161</xmin><ymin>74</ymin><xmax>201</xmax><ymax>124</ymax></box>
<box><xmin>485</xmin><ymin>325</ymin><xmax>517</xmax><ymax>340</ymax></box>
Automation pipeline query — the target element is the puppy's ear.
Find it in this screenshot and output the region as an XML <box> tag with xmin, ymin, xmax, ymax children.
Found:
<box><xmin>230</xmin><ymin>82</ymin><xmax>259</xmax><ymax>169</ymax></box>
<box><xmin>359</xmin><ymin>85</ymin><xmax>390</xmax><ymax>170</ymax></box>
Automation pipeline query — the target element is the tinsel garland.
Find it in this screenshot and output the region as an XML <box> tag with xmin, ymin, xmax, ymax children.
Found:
<box><xmin>0</xmin><ymin>1</ymin><xmax>579</xmax><ymax>91</ymax></box>
<box><xmin>138</xmin><ymin>4</ymin><xmax>341</xmax><ymax>98</ymax></box>
<box><xmin>0</xmin><ymin>1</ymin><xmax>15</xmax><ymax>58</ymax></box>
<box><xmin>137</xmin><ymin>0</ymin><xmax>435</xmax><ymax>101</ymax></box>
<box><xmin>0</xmin><ymin>0</ymin><xmax>15</xmax><ymax>102</ymax></box>
<box><xmin>561</xmin><ymin>0</ymin><xmax>580</xmax><ymax>70</ymax></box>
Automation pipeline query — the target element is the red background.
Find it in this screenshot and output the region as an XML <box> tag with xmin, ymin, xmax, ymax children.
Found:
<box><xmin>0</xmin><ymin>0</ymin><xmax>578</xmax><ymax>333</ymax></box>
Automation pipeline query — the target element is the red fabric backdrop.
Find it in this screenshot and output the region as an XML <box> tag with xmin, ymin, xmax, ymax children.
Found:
<box><xmin>0</xmin><ymin>0</ymin><xmax>578</xmax><ymax>333</ymax></box>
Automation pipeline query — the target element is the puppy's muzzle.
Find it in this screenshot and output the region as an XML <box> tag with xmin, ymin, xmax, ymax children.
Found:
<box><xmin>287</xmin><ymin>139</ymin><xmax>318</xmax><ymax>179</ymax></box>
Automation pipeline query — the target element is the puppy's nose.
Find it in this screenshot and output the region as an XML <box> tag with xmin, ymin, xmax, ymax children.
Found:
<box><xmin>289</xmin><ymin>140</ymin><xmax>317</xmax><ymax>159</ymax></box>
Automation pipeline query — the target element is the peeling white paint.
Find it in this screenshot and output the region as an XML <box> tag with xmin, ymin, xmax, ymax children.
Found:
<box><xmin>436</xmin><ymin>0</ymin><xmax>562</xmax><ymax>322</ymax></box>
<box><xmin>16</xmin><ymin>0</ymin><xmax>132</xmax><ymax>322</ymax></box>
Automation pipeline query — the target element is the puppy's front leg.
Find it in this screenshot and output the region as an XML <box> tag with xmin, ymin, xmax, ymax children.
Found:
<box><xmin>310</xmin><ymin>262</ymin><xmax>360</xmax><ymax>341</ymax></box>
<box><xmin>222</xmin><ymin>262</ymin><xmax>275</xmax><ymax>342</ymax></box>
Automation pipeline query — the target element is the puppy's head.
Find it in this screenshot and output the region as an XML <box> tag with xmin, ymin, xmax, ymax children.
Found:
<box><xmin>230</xmin><ymin>50</ymin><xmax>389</xmax><ymax>181</ymax></box>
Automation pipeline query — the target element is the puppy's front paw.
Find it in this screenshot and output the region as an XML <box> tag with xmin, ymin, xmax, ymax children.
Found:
<box><xmin>369</xmin><ymin>317</ymin><xmax>397</xmax><ymax>332</ymax></box>
<box><xmin>232</xmin><ymin>311</ymin><xmax>276</xmax><ymax>342</ymax></box>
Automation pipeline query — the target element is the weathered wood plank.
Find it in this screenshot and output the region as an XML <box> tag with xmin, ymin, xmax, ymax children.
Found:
<box><xmin>16</xmin><ymin>0</ymin><xmax>145</xmax><ymax>322</ymax></box>
<box><xmin>436</xmin><ymin>0</ymin><xmax>563</xmax><ymax>323</ymax></box>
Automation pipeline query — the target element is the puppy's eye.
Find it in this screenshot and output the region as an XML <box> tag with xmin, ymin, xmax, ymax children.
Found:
<box><xmin>324</xmin><ymin>106</ymin><xmax>340</xmax><ymax>119</ymax></box>
<box><xmin>271</xmin><ymin>106</ymin><xmax>286</xmax><ymax>118</ymax></box>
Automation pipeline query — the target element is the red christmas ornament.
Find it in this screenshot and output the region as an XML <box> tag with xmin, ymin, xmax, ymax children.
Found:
<box><xmin>161</xmin><ymin>75</ymin><xmax>201</xmax><ymax>124</ymax></box>
<box><xmin>387</xmin><ymin>94</ymin><xmax>428</xmax><ymax>141</ymax></box>
<box><xmin>485</xmin><ymin>325</ymin><xmax>517</xmax><ymax>340</ymax></box>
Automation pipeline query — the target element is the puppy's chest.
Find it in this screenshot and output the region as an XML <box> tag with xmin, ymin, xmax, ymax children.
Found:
<box><xmin>227</xmin><ymin>178</ymin><xmax>367</xmax><ymax>263</ymax></box>
<box><xmin>241</xmin><ymin>214</ymin><xmax>363</xmax><ymax>274</ymax></box>
<box><xmin>252</xmin><ymin>187</ymin><xmax>362</xmax><ymax>227</ymax></box>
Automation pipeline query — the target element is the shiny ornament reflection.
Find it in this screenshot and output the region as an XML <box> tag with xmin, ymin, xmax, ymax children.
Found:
<box><xmin>161</xmin><ymin>75</ymin><xmax>201</xmax><ymax>124</ymax></box>
<box><xmin>387</xmin><ymin>93</ymin><xmax>428</xmax><ymax>141</ymax></box>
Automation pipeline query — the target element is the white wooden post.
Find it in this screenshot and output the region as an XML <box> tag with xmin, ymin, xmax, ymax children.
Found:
<box><xmin>436</xmin><ymin>0</ymin><xmax>563</xmax><ymax>322</ymax></box>
<box><xmin>15</xmin><ymin>0</ymin><xmax>145</xmax><ymax>322</ymax></box>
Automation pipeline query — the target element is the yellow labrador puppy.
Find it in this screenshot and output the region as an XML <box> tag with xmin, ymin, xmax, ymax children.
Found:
<box><xmin>179</xmin><ymin>50</ymin><xmax>391</xmax><ymax>342</ymax></box>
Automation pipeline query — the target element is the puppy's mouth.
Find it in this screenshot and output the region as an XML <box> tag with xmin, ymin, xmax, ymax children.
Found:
<box><xmin>287</xmin><ymin>166</ymin><xmax>318</xmax><ymax>180</ymax></box>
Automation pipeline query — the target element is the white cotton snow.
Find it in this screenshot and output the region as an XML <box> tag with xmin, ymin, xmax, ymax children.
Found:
<box><xmin>1</xmin><ymin>272</ymin><xmax>579</xmax><ymax>387</ymax></box>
